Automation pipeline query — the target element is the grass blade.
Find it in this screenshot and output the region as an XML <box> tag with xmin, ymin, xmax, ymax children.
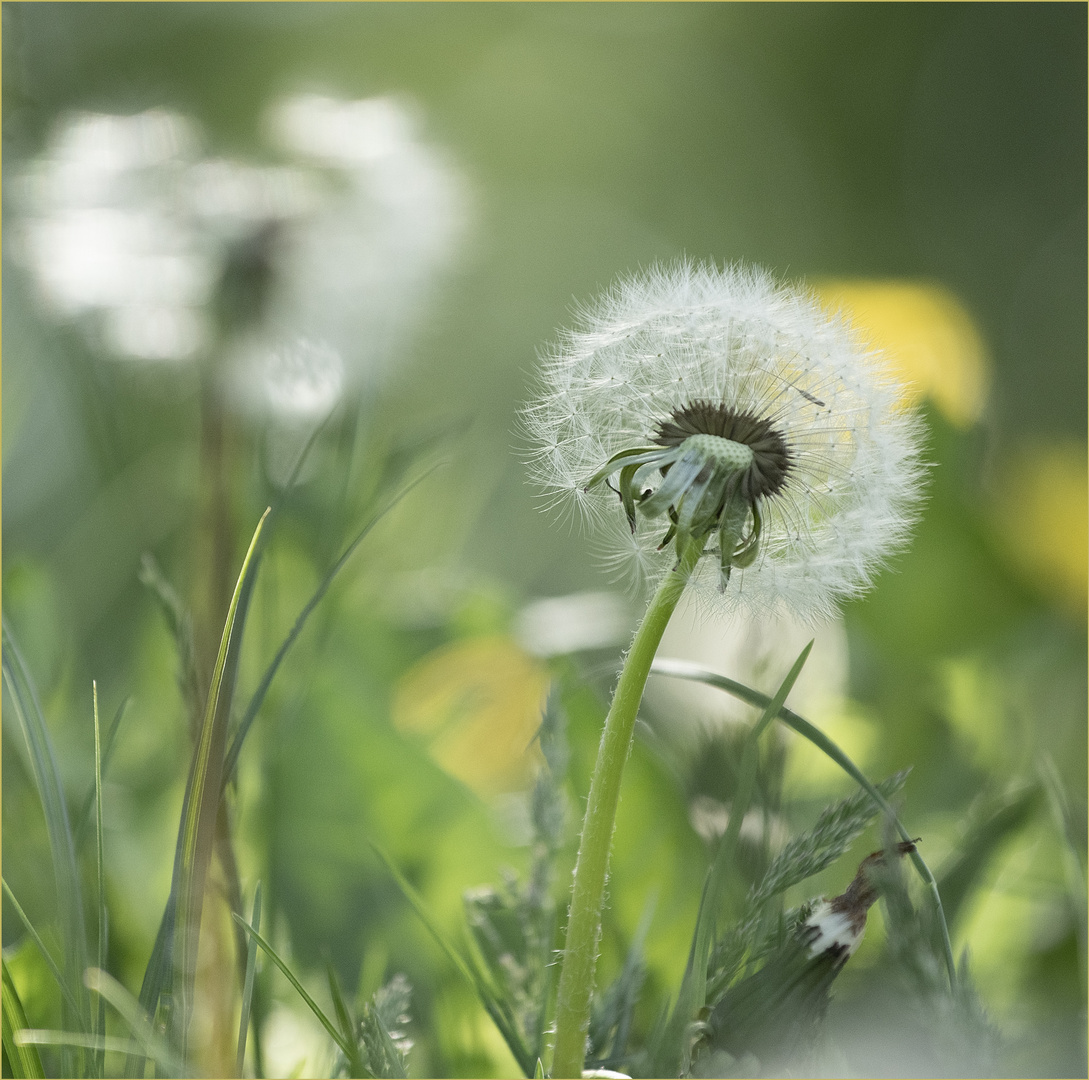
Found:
<box><xmin>15</xmin><ymin>1030</ymin><xmax>149</xmax><ymax>1060</ymax></box>
<box><xmin>75</xmin><ymin>696</ymin><xmax>130</xmax><ymax>849</ymax></box>
<box><xmin>139</xmin><ymin>554</ymin><xmax>201</xmax><ymax>722</ymax></box>
<box><xmin>325</xmin><ymin>960</ymin><xmax>368</xmax><ymax>1077</ymax></box>
<box><xmin>231</xmin><ymin>914</ymin><xmax>354</xmax><ymax>1059</ymax></box>
<box><xmin>650</xmin><ymin>656</ymin><xmax>958</xmax><ymax>991</ymax></box>
<box><xmin>235</xmin><ymin>882</ymin><xmax>263</xmax><ymax>1077</ymax></box>
<box><xmin>2</xmin><ymin>878</ymin><xmax>81</xmax><ymax>1016</ymax></box>
<box><xmin>223</xmin><ymin>466</ymin><xmax>441</xmax><ymax>787</ymax></box>
<box><xmin>2</xmin><ymin>619</ymin><xmax>92</xmax><ymax>1073</ymax></box>
<box><xmin>936</xmin><ymin>785</ymin><xmax>1038</xmax><ymax>931</ymax></box>
<box><xmin>84</xmin><ymin>967</ymin><xmax>190</xmax><ymax>1076</ymax></box>
<box><xmin>127</xmin><ymin>894</ymin><xmax>175</xmax><ymax>1078</ymax></box>
<box><xmin>3</xmin><ymin>958</ymin><xmax>46</xmax><ymax>1079</ymax></box>
<box><xmin>370</xmin><ymin>844</ymin><xmax>534</xmax><ymax>1077</ymax></box>
<box><xmin>654</xmin><ymin>643</ymin><xmax>812</xmax><ymax>1078</ymax></box>
<box><xmin>92</xmin><ymin>682</ymin><xmax>107</xmax><ymax>1079</ymax></box>
<box><xmin>1038</xmin><ymin>755</ymin><xmax>1087</xmax><ymax>1003</ymax></box>
<box><xmin>168</xmin><ymin>507</ymin><xmax>270</xmax><ymax>1055</ymax></box>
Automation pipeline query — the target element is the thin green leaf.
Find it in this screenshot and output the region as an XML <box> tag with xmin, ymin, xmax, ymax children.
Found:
<box><xmin>75</xmin><ymin>696</ymin><xmax>130</xmax><ymax>848</ymax></box>
<box><xmin>370</xmin><ymin>844</ymin><xmax>534</xmax><ymax>1077</ymax></box>
<box><xmin>139</xmin><ymin>554</ymin><xmax>200</xmax><ymax>720</ymax></box>
<box><xmin>1039</xmin><ymin>755</ymin><xmax>1088</xmax><ymax>1003</ymax></box>
<box><xmin>277</xmin><ymin>405</ymin><xmax>337</xmax><ymax>492</ymax></box>
<box><xmin>223</xmin><ymin>465</ymin><xmax>442</xmax><ymax>787</ymax></box>
<box><xmin>127</xmin><ymin>894</ymin><xmax>175</xmax><ymax>1079</ymax></box>
<box><xmin>232</xmin><ymin>914</ymin><xmax>354</xmax><ymax>1059</ymax></box>
<box><xmin>235</xmin><ymin>882</ymin><xmax>262</xmax><ymax>1078</ymax></box>
<box><xmin>168</xmin><ymin>507</ymin><xmax>271</xmax><ymax>1055</ymax></box>
<box><xmin>325</xmin><ymin>960</ymin><xmax>365</xmax><ymax>1078</ymax></box>
<box><xmin>650</xmin><ymin>656</ymin><xmax>958</xmax><ymax>991</ymax></box>
<box><xmin>93</xmin><ymin>682</ymin><xmax>107</xmax><ymax>1079</ymax></box>
<box><xmin>655</xmin><ymin>643</ymin><xmax>812</xmax><ymax>1079</ymax></box>
<box><xmin>936</xmin><ymin>785</ymin><xmax>1038</xmax><ymax>931</ymax></box>
<box><xmin>14</xmin><ymin>1030</ymin><xmax>144</xmax><ymax>1058</ymax></box>
<box><xmin>2</xmin><ymin>619</ymin><xmax>92</xmax><ymax>1073</ymax></box>
<box><xmin>3</xmin><ymin>958</ymin><xmax>46</xmax><ymax>1079</ymax></box>
<box><xmin>1</xmin><ymin>878</ymin><xmax>81</xmax><ymax>1016</ymax></box>
<box><xmin>84</xmin><ymin>968</ymin><xmax>189</xmax><ymax>1077</ymax></box>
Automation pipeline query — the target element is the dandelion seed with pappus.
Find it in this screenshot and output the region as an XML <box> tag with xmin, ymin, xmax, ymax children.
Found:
<box><xmin>523</xmin><ymin>261</ymin><xmax>926</xmax><ymax>1077</ymax></box>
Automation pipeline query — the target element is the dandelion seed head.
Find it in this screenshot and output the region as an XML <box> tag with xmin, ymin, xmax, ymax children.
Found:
<box><xmin>523</xmin><ymin>261</ymin><xmax>926</xmax><ymax>623</ymax></box>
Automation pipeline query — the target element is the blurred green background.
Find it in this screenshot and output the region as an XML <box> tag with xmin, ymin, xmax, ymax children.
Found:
<box><xmin>3</xmin><ymin>4</ymin><xmax>1086</xmax><ymax>1078</ymax></box>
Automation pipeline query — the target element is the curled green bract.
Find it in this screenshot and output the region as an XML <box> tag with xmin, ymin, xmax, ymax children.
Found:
<box><xmin>586</xmin><ymin>432</ymin><xmax>763</xmax><ymax>588</ymax></box>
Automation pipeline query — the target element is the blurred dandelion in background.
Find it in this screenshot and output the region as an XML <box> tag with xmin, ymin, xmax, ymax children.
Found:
<box><xmin>250</xmin><ymin>92</ymin><xmax>467</xmax><ymax>406</ymax></box>
<box><xmin>12</xmin><ymin>109</ymin><xmax>216</xmax><ymax>362</ymax></box>
<box><xmin>12</xmin><ymin>92</ymin><xmax>467</xmax><ymax>421</ymax></box>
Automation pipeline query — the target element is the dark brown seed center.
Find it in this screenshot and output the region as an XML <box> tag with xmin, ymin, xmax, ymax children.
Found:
<box><xmin>652</xmin><ymin>400</ymin><xmax>792</xmax><ymax>500</ymax></box>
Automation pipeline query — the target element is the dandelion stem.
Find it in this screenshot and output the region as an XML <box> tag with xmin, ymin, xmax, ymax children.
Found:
<box><xmin>551</xmin><ymin>538</ymin><xmax>704</xmax><ymax>1078</ymax></box>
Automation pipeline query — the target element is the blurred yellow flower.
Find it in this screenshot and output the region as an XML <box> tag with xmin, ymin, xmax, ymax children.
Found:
<box><xmin>991</xmin><ymin>442</ymin><xmax>1088</xmax><ymax>618</ymax></box>
<box><xmin>392</xmin><ymin>635</ymin><xmax>550</xmax><ymax>795</ymax></box>
<box><xmin>817</xmin><ymin>280</ymin><xmax>990</xmax><ymax>427</ymax></box>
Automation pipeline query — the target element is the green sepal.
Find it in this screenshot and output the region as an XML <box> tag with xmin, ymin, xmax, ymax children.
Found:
<box><xmin>618</xmin><ymin>462</ymin><xmax>642</xmax><ymax>531</ymax></box>
<box><xmin>640</xmin><ymin>451</ymin><xmax>706</xmax><ymax>518</ymax></box>
<box><xmin>718</xmin><ymin>522</ymin><xmax>734</xmax><ymax>590</ymax></box>
<box><xmin>732</xmin><ymin>502</ymin><xmax>762</xmax><ymax>569</ymax></box>
<box><xmin>715</xmin><ymin>498</ymin><xmax>750</xmax><ymax>590</ymax></box>
<box><xmin>584</xmin><ymin>446</ymin><xmax>664</xmax><ymax>491</ymax></box>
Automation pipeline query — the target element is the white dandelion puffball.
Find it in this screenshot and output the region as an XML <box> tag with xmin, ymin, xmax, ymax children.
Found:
<box><xmin>524</xmin><ymin>262</ymin><xmax>926</xmax><ymax>623</ymax></box>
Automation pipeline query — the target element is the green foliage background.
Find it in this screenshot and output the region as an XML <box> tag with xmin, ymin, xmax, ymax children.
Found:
<box><xmin>3</xmin><ymin>4</ymin><xmax>1085</xmax><ymax>1077</ymax></box>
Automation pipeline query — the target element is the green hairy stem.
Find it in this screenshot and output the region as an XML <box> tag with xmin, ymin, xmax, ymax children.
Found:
<box><xmin>551</xmin><ymin>538</ymin><xmax>704</xmax><ymax>1078</ymax></box>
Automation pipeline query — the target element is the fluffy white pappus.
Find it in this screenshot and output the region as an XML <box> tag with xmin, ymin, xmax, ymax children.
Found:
<box><xmin>522</xmin><ymin>261</ymin><xmax>927</xmax><ymax>623</ymax></box>
<box><xmin>803</xmin><ymin>900</ymin><xmax>865</xmax><ymax>959</ymax></box>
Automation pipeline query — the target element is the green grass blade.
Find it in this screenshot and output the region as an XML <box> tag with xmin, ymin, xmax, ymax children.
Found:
<box><xmin>231</xmin><ymin>914</ymin><xmax>354</xmax><ymax>1060</ymax></box>
<box><xmin>84</xmin><ymin>967</ymin><xmax>190</xmax><ymax>1077</ymax></box>
<box><xmin>15</xmin><ymin>1030</ymin><xmax>151</xmax><ymax>1061</ymax></box>
<box><xmin>2</xmin><ymin>878</ymin><xmax>81</xmax><ymax>1016</ymax></box>
<box><xmin>650</xmin><ymin>656</ymin><xmax>958</xmax><ymax>991</ymax></box>
<box><xmin>235</xmin><ymin>882</ymin><xmax>263</xmax><ymax>1078</ymax></box>
<box><xmin>936</xmin><ymin>785</ymin><xmax>1038</xmax><ymax>931</ymax></box>
<box><xmin>654</xmin><ymin>643</ymin><xmax>812</xmax><ymax>1079</ymax></box>
<box><xmin>370</xmin><ymin>844</ymin><xmax>534</xmax><ymax>1077</ymax></box>
<box><xmin>75</xmin><ymin>696</ymin><xmax>130</xmax><ymax>849</ymax></box>
<box><xmin>2</xmin><ymin>618</ymin><xmax>92</xmax><ymax>1073</ymax></box>
<box><xmin>168</xmin><ymin>507</ymin><xmax>270</xmax><ymax>1055</ymax></box>
<box><xmin>92</xmin><ymin>682</ymin><xmax>107</xmax><ymax>1079</ymax></box>
<box><xmin>325</xmin><ymin>962</ymin><xmax>354</xmax><ymax>1046</ymax></box>
<box><xmin>127</xmin><ymin>894</ymin><xmax>175</xmax><ymax>1078</ymax></box>
<box><xmin>1038</xmin><ymin>755</ymin><xmax>1088</xmax><ymax>1003</ymax></box>
<box><xmin>139</xmin><ymin>554</ymin><xmax>201</xmax><ymax>721</ymax></box>
<box><xmin>3</xmin><ymin>958</ymin><xmax>46</xmax><ymax>1079</ymax></box>
<box><xmin>223</xmin><ymin>467</ymin><xmax>441</xmax><ymax>787</ymax></box>
<box><xmin>325</xmin><ymin>960</ymin><xmax>368</xmax><ymax>1077</ymax></box>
